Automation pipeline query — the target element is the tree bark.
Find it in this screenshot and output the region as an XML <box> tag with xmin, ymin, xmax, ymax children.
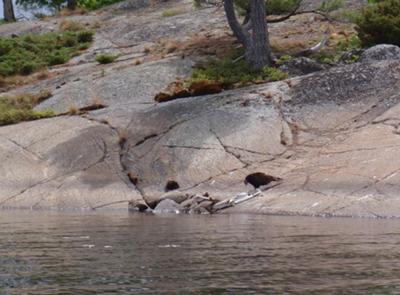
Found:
<box><xmin>224</xmin><ymin>0</ymin><xmax>250</xmax><ymax>47</ymax></box>
<box><xmin>224</xmin><ymin>0</ymin><xmax>272</xmax><ymax>69</ymax></box>
<box><xmin>3</xmin><ymin>0</ymin><xmax>16</xmax><ymax>22</ymax></box>
<box><xmin>246</xmin><ymin>0</ymin><xmax>272</xmax><ymax>69</ymax></box>
<box><xmin>67</xmin><ymin>0</ymin><xmax>77</xmax><ymax>10</ymax></box>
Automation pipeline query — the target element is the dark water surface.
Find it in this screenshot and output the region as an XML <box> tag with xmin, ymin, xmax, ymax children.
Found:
<box><xmin>1</xmin><ymin>211</ymin><xmax>400</xmax><ymax>294</ymax></box>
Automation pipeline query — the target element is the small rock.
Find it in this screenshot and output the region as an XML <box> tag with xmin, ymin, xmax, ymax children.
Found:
<box><xmin>180</xmin><ymin>195</ymin><xmax>212</xmax><ymax>209</ymax></box>
<box><xmin>189</xmin><ymin>207</ymin><xmax>210</xmax><ymax>215</ymax></box>
<box><xmin>128</xmin><ymin>200</ymin><xmax>149</xmax><ymax>212</ymax></box>
<box><xmin>359</xmin><ymin>44</ymin><xmax>400</xmax><ymax>62</ymax></box>
<box><xmin>153</xmin><ymin>199</ymin><xmax>185</xmax><ymax>214</ymax></box>
<box><xmin>159</xmin><ymin>191</ymin><xmax>189</xmax><ymax>204</ymax></box>
<box><xmin>193</xmin><ymin>200</ymin><xmax>214</xmax><ymax>211</ymax></box>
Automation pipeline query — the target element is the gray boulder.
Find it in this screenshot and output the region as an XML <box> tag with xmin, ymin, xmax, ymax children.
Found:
<box><xmin>360</xmin><ymin>44</ymin><xmax>400</xmax><ymax>62</ymax></box>
<box><xmin>153</xmin><ymin>199</ymin><xmax>184</xmax><ymax>214</ymax></box>
<box><xmin>279</xmin><ymin>57</ymin><xmax>329</xmax><ymax>76</ymax></box>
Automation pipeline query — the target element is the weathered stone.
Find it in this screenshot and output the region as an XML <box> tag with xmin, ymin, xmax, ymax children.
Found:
<box><xmin>360</xmin><ymin>44</ymin><xmax>400</xmax><ymax>62</ymax></box>
<box><xmin>128</xmin><ymin>200</ymin><xmax>149</xmax><ymax>212</ymax></box>
<box><xmin>159</xmin><ymin>191</ymin><xmax>190</xmax><ymax>204</ymax></box>
<box><xmin>279</xmin><ymin>57</ymin><xmax>329</xmax><ymax>76</ymax></box>
<box><xmin>0</xmin><ymin>116</ymin><xmax>142</xmax><ymax>210</ymax></box>
<box><xmin>153</xmin><ymin>199</ymin><xmax>184</xmax><ymax>214</ymax></box>
<box><xmin>3</xmin><ymin>0</ymin><xmax>400</xmax><ymax>219</ymax></box>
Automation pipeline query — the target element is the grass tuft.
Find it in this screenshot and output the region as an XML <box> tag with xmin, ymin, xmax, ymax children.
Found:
<box><xmin>95</xmin><ymin>53</ymin><xmax>119</xmax><ymax>64</ymax></box>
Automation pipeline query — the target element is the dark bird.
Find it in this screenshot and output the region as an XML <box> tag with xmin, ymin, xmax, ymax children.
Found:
<box><xmin>244</xmin><ymin>172</ymin><xmax>282</xmax><ymax>189</ymax></box>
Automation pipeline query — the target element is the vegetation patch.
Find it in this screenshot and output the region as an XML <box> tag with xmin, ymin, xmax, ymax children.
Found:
<box><xmin>95</xmin><ymin>53</ymin><xmax>119</xmax><ymax>64</ymax></box>
<box><xmin>356</xmin><ymin>0</ymin><xmax>400</xmax><ymax>46</ymax></box>
<box><xmin>0</xmin><ymin>30</ymin><xmax>93</xmax><ymax>77</ymax></box>
<box><xmin>155</xmin><ymin>58</ymin><xmax>288</xmax><ymax>103</ymax></box>
<box><xmin>162</xmin><ymin>9</ymin><xmax>185</xmax><ymax>17</ymax></box>
<box><xmin>311</xmin><ymin>34</ymin><xmax>362</xmax><ymax>64</ymax></box>
<box><xmin>0</xmin><ymin>90</ymin><xmax>55</xmax><ymax>126</ymax></box>
<box><xmin>190</xmin><ymin>58</ymin><xmax>288</xmax><ymax>87</ymax></box>
<box><xmin>78</xmin><ymin>0</ymin><xmax>125</xmax><ymax>10</ymax></box>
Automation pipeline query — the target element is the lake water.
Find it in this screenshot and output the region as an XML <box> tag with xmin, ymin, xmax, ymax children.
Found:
<box><xmin>1</xmin><ymin>211</ymin><xmax>400</xmax><ymax>294</ymax></box>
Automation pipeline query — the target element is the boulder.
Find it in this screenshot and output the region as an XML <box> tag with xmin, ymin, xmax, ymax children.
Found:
<box><xmin>128</xmin><ymin>200</ymin><xmax>149</xmax><ymax>212</ymax></box>
<box><xmin>153</xmin><ymin>199</ymin><xmax>185</xmax><ymax>214</ymax></box>
<box><xmin>159</xmin><ymin>191</ymin><xmax>190</xmax><ymax>204</ymax></box>
<box><xmin>279</xmin><ymin>57</ymin><xmax>329</xmax><ymax>76</ymax></box>
<box><xmin>359</xmin><ymin>44</ymin><xmax>400</xmax><ymax>62</ymax></box>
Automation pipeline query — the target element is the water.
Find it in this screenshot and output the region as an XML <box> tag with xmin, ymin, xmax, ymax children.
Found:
<box><xmin>1</xmin><ymin>211</ymin><xmax>400</xmax><ymax>294</ymax></box>
<box><xmin>0</xmin><ymin>0</ymin><xmax>50</xmax><ymax>20</ymax></box>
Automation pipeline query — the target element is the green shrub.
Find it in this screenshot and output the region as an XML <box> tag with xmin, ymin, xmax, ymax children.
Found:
<box><xmin>234</xmin><ymin>0</ymin><xmax>300</xmax><ymax>15</ymax></box>
<box><xmin>267</xmin><ymin>0</ymin><xmax>300</xmax><ymax>15</ymax></box>
<box><xmin>0</xmin><ymin>90</ymin><xmax>54</xmax><ymax>126</ymax></box>
<box><xmin>95</xmin><ymin>53</ymin><xmax>119</xmax><ymax>64</ymax></box>
<box><xmin>356</xmin><ymin>0</ymin><xmax>400</xmax><ymax>46</ymax></box>
<box><xmin>78</xmin><ymin>0</ymin><xmax>124</xmax><ymax>10</ymax></box>
<box><xmin>0</xmin><ymin>30</ymin><xmax>93</xmax><ymax>77</ymax></box>
<box><xmin>337</xmin><ymin>35</ymin><xmax>362</xmax><ymax>51</ymax></box>
<box><xmin>190</xmin><ymin>58</ymin><xmax>288</xmax><ymax>87</ymax></box>
<box><xmin>276</xmin><ymin>54</ymin><xmax>293</xmax><ymax>65</ymax></box>
<box><xmin>318</xmin><ymin>0</ymin><xmax>344</xmax><ymax>12</ymax></box>
<box><xmin>47</xmin><ymin>51</ymin><xmax>69</xmax><ymax>66</ymax></box>
<box><xmin>77</xmin><ymin>30</ymin><xmax>94</xmax><ymax>43</ymax></box>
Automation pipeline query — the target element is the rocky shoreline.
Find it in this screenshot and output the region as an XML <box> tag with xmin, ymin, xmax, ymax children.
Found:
<box><xmin>2</xmin><ymin>0</ymin><xmax>400</xmax><ymax>218</ymax></box>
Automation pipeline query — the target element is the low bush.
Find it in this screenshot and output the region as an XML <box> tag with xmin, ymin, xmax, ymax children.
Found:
<box><xmin>78</xmin><ymin>0</ymin><xmax>124</xmax><ymax>10</ymax></box>
<box><xmin>95</xmin><ymin>53</ymin><xmax>119</xmax><ymax>64</ymax></box>
<box><xmin>356</xmin><ymin>0</ymin><xmax>400</xmax><ymax>46</ymax></box>
<box><xmin>190</xmin><ymin>58</ymin><xmax>288</xmax><ymax>87</ymax></box>
<box><xmin>0</xmin><ymin>90</ymin><xmax>54</xmax><ymax>126</ymax></box>
<box><xmin>0</xmin><ymin>30</ymin><xmax>93</xmax><ymax>77</ymax></box>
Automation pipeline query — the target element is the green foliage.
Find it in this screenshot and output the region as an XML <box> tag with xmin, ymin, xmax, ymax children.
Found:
<box><xmin>190</xmin><ymin>58</ymin><xmax>288</xmax><ymax>87</ymax></box>
<box><xmin>318</xmin><ymin>0</ymin><xmax>344</xmax><ymax>12</ymax></box>
<box><xmin>356</xmin><ymin>0</ymin><xmax>400</xmax><ymax>46</ymax></box>
<box><xmin>17</xmin><ymin>0</ymin><xmax>124</xmax><ymax>11</ymax></box>
<box><xmin>312</xmin><ymin>38</ymin><xmax>362</xmax><ymax>65</ymax></box>
<box><xmin>234</xmin><ymin>0</ymin><xmax>300</xmax><ymax>15</ymax></box>
<box><xmin>266</xmin><ymin>0</ymin><xmax>299</xmax><ymax>15</ymax></box>
<box><xmin>78</xmin><ymin>0</ymin><xmax>124</xmax><ymax>10</ymax></box>
<box><xmin>0</xmin><ymin>90</ymin><xmax>54</xmax><ymax>126</ymax></box>
<box><xmin>0</xmin><ymin>30</ymin><xmax>93</xmax><ymax>77</ymax></box>
<box><xmin>337</xmin><ymin>35</ymin><xmax>362</xmax><ymax>51</ymax></box>
<box><xmin>95</xmin><ymin>53</ymin><xmax>119</xmax><ymax>64</ymax></box>
<box><xmin>276</xmin><ymin>54</ymin><xmax>293</xmax><ymax>65</ymax></box>
<box><xmin>77</xmin><ymin>30</ymin><xmax>94</xmax><ymax>43</ymax></box>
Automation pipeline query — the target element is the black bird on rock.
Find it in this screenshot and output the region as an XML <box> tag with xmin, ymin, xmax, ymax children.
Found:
<box><xmin>244</xmin><ymin>172</ymin><xmax>282</xmax><ymax>189</ymax></box>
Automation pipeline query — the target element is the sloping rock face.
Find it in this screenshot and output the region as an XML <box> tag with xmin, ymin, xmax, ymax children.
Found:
<box><xmin>0</xmin><ymin>117</ymin><xmax>141</xmax><ymax>209</ymax></box>
<box><xmin>2</xmin><ymin>0</ymin><xmax>400</xmax><ymax>217</ymax></box>
<box><xmin>121</xmin><ymin>60</ymin><xmax>400</xmax><ymax>218</ymax></box>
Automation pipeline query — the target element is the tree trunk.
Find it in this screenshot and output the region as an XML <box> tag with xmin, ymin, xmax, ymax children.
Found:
<box><xmin>67</xmin><ymin>0</ymin><xmax>77</xmax><ymax>10</ymax></box>
<box><xmin>246</xmin><ymin>0</ymin><xmax>272</xmax><ymax>69</ymax></box>
<box><xmin>224</xmin><ymin>0</ymin><xmax>272</xmax><ymax>69</ymax></box>
<box><xmin>3</xmin><ymin>0</ymin><xmax>16</xmax><ymax>22</ymax></box>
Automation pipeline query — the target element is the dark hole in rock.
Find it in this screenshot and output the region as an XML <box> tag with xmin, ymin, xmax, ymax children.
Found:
<box><xmin>127</xmin><ymin>172</ymin><xmax>139</xmax><ymax>185</ymax></box>
<box><xmin>165</xmin><ymin>180</ymin><xmax>180</xmax><ymax>192</ymax></box>
<box><xmin>244</xmin><ymin>172</ymin><xmax>282</xmax><ymax>189</ymax></box>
